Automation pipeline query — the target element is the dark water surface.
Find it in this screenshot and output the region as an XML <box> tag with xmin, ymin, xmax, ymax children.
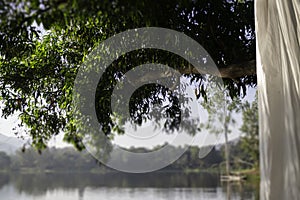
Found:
<box><xmin>0</xmin><ymin>172</ymin><xmax>259</xmax><ymax>200</ymax></box>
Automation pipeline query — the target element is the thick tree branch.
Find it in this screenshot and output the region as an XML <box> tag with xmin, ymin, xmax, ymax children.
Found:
<box><xmin>127</xmin><ymin>60</ymin><xmax>256</xmax><ymax>87</ymax></box>
<box><xmin>180</xmin><ymin>59</ymin><xmax>256</xmax><ymax>79</ymax></box>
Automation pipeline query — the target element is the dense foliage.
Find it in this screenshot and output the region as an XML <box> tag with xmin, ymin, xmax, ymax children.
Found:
<box><xmin>0</xmin><ymin>0</ymin><xmax>256</xmax><ymax>149</ymax></box>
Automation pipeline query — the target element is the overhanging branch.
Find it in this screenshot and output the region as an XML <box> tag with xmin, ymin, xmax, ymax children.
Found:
<box><xmin>126</xmin><ymin>60</ymin><xmax>256</xmax><ymax>86</ymax></box>
<box><xmin>180</xmin><ymin>60</ymin><xmax>256</xmax><ymax>79</ymax></box>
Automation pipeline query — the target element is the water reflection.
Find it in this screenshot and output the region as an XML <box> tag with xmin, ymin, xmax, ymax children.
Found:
<box><xmin>222</xmin><ymin>181</ymin><xmax>259</xmax><ymax>200</ymax></box>
<box><xmin>0</xmin><ymin>172</ymin><xmax>258</xmax><ymax>200</ymax></box>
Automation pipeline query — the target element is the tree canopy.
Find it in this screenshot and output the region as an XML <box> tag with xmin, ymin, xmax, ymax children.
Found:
<box><xmin>0</xmin><ymin>0</ymin><xmax>256</xmax><ymax>149</ymax></box>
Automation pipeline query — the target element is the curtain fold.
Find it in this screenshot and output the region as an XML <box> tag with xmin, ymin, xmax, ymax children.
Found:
<box><xmin>255</xmin><ymin>0</ymin><xmax>300</xmax><ymax>199</ymax></box>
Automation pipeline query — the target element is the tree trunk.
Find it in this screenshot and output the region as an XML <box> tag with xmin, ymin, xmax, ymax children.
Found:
<box><xmin>224</xmin><ymin>95</ymin><xmax>230</xmax><ymax>177</ymax></box>
<box><xmin>224</xmin><ymin>124</ymin><xmax>230</xmax><ymax>177</ymax></box>
<box><xmin>256</xmin><ymin>1</ymin><xmax>300</xmax><ymax>199</ymax></box>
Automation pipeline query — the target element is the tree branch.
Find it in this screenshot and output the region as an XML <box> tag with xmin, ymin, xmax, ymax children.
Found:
<box><xmin>180</xmin><ymin>59</ymin><xmax>256</xmax><ymax>79</ymax></box>
<box><xmin>126</xmin><ymin>60</ymin><xmax>256</xmax><ymax>86</ymax></box>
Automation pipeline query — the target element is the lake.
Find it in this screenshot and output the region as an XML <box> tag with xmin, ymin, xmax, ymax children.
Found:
<box><xmin>0</xmin><ymin>172</ymin><xmax>259</xmax><ymax>200</ymax></box>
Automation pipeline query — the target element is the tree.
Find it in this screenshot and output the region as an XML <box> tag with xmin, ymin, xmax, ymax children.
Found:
<box><xmin>239</xmin><ymin>93</ymin><xmax>259</xmax><ymax>168</ymax></box>
<box><xmin>201</xmin><ymin>89</ymin><xmax>241</xmax><ymax>176</ymax></box>
<box><xmin>0</xmin><ymin>0</ymin><xmax>256</xmax><ymax>149</ymax></box>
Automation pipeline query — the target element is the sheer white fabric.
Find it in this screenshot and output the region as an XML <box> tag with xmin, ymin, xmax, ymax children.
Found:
<box><xmin>255</xmin><ymin>0</ymin><xmax>300</xmax><ymax>199</ymax></box>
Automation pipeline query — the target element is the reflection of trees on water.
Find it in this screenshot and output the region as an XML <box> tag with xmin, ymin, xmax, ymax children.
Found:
<box><xmin>0</xmin><ymin>172</ymin><xmax>258</xmax><ymax>199</ymax></box>
<box><xmin>221</xmin><ymin>181</ymin><xmax>259</xmax><ymax>200</ymax></box>
<box><xmin>1</xmin><ymin>172</ymin><xmax>219</xmax><ymax>193</ymax></box>
<box><xmin>226</xmin><ymin>183</ymin><xmax>231</xmax><ymax>200</ymax></box>
<box><xmin>78</xmin><ymin>187</ymin><xmax>85</xmax><ymax>200</ymax></box>
<box><xmin>0</xmin><ymin>174</ymin><xmax>9</xmax><ymax>190</ymax></box>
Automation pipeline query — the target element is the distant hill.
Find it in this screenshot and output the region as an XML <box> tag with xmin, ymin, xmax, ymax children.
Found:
<box><xmin>0</xmin><ymin>133</ymin><xmax>24</xmax><ymax>154</ymax></box>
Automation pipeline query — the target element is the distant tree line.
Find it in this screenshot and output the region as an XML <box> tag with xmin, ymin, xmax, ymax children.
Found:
<box><xmin>0</xmin><ymin>140</ymin><xmax>256</xmax><ymax>173</ymax></box>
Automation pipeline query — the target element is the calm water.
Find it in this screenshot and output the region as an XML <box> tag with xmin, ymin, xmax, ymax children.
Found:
<box><xmin>0</xmin><ymin>172</ymin><xmax>259</xmax><ymax>200</ymax></box>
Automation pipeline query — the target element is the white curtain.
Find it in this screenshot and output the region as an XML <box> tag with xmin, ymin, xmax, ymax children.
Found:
<box><xmin>255</xmin><ymin>0</ymin><xmax>300</xmax><ymax>199</ymax></box>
